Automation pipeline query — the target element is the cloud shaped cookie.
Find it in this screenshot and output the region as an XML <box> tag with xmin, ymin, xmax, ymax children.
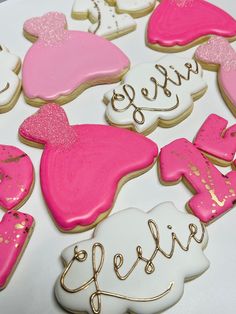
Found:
<box><xmin>55</xmin><ymin>202</ymin><xmax>209</xmax><ymax>314</ymax></box>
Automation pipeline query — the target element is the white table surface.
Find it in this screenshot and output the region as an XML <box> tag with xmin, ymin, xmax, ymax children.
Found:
<box><xmin>0</xmin><ymin>0</ymin><xmax>235</xmax><ymax>313</ymax></box>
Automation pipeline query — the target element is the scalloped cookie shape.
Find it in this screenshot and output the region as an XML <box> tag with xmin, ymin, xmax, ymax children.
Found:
<box><xmin>55</xmin><ymin>202</ymin><xmax>209</xmax><ymax>314</ymax></box>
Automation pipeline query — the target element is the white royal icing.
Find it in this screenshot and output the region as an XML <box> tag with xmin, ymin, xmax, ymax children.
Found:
<box><xmin>104</xmin><ymin>55</ymin><xmax>207</xmax><ymax>133</ymax></box>
<box><xmin>106</xmin><ymin>0</ymin><xmax>156</xmax><ymax>14</ymax></box>
<box><xmin>72</xmin><ymin>0</ymin><xmax>136</xmax><ymax>39</ymax></box>
<box><xmin>55</xmin><ymin>202</ymin><xmax>209</xmax><ymax>314</ymax></box>
<box><xmin>0</xmin><ymin>45</ymin><xmax>21</xmax><ymax>108</ymax></box>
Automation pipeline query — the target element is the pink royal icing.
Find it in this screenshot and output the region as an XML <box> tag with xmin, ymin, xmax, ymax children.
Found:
<box><xmin>19</xmin><ymin>104</ymin><xmax>158</xmax><ymax>231</ymax></box>
<box><xmin>194</xmin><ymin>114</ymin><xmax>236</xmax><ymax>164</ymax></box>
<box><xmin>22</xmin><ymin>12</ymin><xmax>130</xmax><ymax>103</ymax></box>
<box><xmin>195</xmin><ymin>36</ymin><xmax>236</xmax><ymax>108</ymax></box>
<box><xmin>0</xmin><ymin>145</ymin><xmax>34</xmax><ymax>210</ymax></box>
<box><xmin>0</xmin><ymin>210</ymin><xmax>34</xmax><ymax>289</ymax></box>
<box><xmin>147</xmin><ymin>0</ymin><xmax>236</xmax><ymax>47</ymax></box>
<box><xmin>159</xmin><ymin>138</ymin><xmax>236</xmax><ymax>223</ymax></box>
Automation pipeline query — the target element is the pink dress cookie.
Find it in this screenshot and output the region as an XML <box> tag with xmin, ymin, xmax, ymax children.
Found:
<box><xmin>0</xmin><ymin>145</ymin><xmax>34</xmax><ymax>210</ymax></box>
<box><xmin>194</xmin><ymin>114</ymin><xmax>236</xmax><ymax>166</ymax></box>
<box><xmin>159</xmin><ymin>138</ymin><xmax>236</xmax><ymax>224</ymax></box>
<box><xmin>19</xmin><ymin>104</ymin><xmax>158</xmax><ymax>232</ymax></box>
<box><xmin>22</xmin><ymin>12</ymin><xmax>130</xmax><ymax>106</ymax></box>
<box><xmin>195</xmin><ymin>36</ymin><xmax>236</xmax><ymax>116</ymax></box>
<box><xmin>0</xmin><ymin>210</ymin><xmax>34</xmax><ymax>290</ymax></box>
<box><xmin>147</xmin><ymin>0</ymin><xmax>236</xmax><ymax>52</ymax></box>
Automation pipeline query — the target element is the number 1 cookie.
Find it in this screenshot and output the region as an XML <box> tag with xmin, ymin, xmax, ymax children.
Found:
<box><xmin>72</xmin><ymin>0</ymin><xmax>136</xmax><ymax>40</ymax></box>
<box><xmin>159</xmin><ymin>138</ymin><xmax>236</xmax><ymax>224</ymax></box>
<box><xmin>147</xmin><ymin>0</ymin><xmax>236</xmax><ymax>52</ymax></box>
<box><xmin>0</xmin><ymin>45</ymin><xmax>21</xmax><ymax>113</ymax></box>
<box><xmin>19</xmin><ymin>104</ymin><xmax>158</xmax><ymax>232</ymax></box>
<box><xmin>22</xmin><ymin>12</ymin><xmax>130</xmax><ymax>106</ymax></box>
<box><xmin>194</xmin><ymin>114</ymin><xmax>236</xmax><ymax>167</ymax></box>
<box><xmin>55</xmin><ymin>202</ymin><xmax>209</xmax><ymax>314</ymax></box>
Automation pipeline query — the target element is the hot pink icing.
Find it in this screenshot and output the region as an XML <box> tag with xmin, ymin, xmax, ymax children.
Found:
<box><xmin>22</xmin><ymin>12</ymin><xmax>130</xmax><ymax>102</ymax></box>
<box><xmin>0</xmin><ymin>145</ymin><xmax>34</xmax><ymax>210</ymax></box>
<box><xmin>159</xmin><ymin>138</ymin><xmax>236</xmax><ymax>223</ymax></box>
<box><xmin>194</xmin><ymin>114</ymin><xmax>236</xmax><ymax>163</ymax></box>
<box><xmin>19</xmin><ymin>104</ymin><xmax>158</xmax><ymax>231</ymax></box>
<box><xmin>195</xmin><ymin>36</ymin><xmax>236</xmax><ymax>107</ymax></box>
<box><xmin>147</xmin><ymin>0</ymin><xmax>236</xmax><ymax>47</ymax></box>
<box><xmin>0</xmin><ymin>210</ymin><xmax>34</xmax><ymax>289</ymax></box>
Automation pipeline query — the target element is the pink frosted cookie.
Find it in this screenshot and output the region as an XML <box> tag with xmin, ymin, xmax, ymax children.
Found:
<box><xmin>0</xmin><ymin>145</ymin><xmax>34</xmax><ymax>211</ymax></box>
<box><xmin>194</xmin><ymin>114</ymin><xmax>236</xmax><ymax>167</ymax></box>
<box><xmin>159</xmin><ymin>138</ymin><xmax>236</xmax><ymax>224</ymax></box>
<box><xmin>0</xmin><ymin>210</ymin><xmax>34</xmax><ymax>290</ymax></box>
<box><xmin>195</xmin><ymin>36</ymin><xmax>236</xmax><ymax>116</ymax></box>
<box><xmin>22</xmin><ymin>12</ymin><xmax>130</xmax><ymax>106</ymax></box>
<box><xmin>19</xmin><ymin>104</ymin><xmax>158</xmax><ymax>232</ymax></box>
<box><xmin>147</xmin><ymin>0</ymin><xmax>236</xmax><ymax>52</ymax></box>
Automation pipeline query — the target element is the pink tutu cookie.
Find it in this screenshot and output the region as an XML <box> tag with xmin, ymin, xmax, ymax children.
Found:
<box><xmin>0</xmin><ymin>210</ymin><xmax>34</xmax><ymax>290</ymax></box>
<box><xmin>19</xmin><ymin>104</ymin><xmax>158</xmax><ymax>232</ymax></box>
<box><xmin>0</xmin><ymin>145</ymin><xmax>34</xmax><ymax>211</ymax></box>
<box><xmin>22</xmin><ymin>12</ymin><xmax>130</xmax><ymax>106</ymax></box>
<box><xmin>195</xmin><ymin>36</ymin><xmax>236</xmax><ymax>116</ymax></box>
<box><xmin>147</xmin><ymin>0</ymin><xmax>236</xmax><ymax>52</ymax></box>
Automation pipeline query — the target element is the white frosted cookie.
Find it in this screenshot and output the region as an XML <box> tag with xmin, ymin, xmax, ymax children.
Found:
<box><xmin>55</xmin><ymin>202</ymin><xmax>209</xmax><ymax>314</ymax></box>
<box><xmin>0</xmin><ymin>44</ymin><xmax>21</xmax><ymax>113</ymax></box>
<box><xmin>72</xmin><ymin>0</ymin><xmax>136</xmax><ymax>40</ymax></box>
<box><xmin>107</xmin><ymin>0</ymin><xmax>157</xmax><ymax>18</ymax></box>
<box><xmin>104</xmin><ymin>55</ymin><xmax>207</xmax><ymax>134</ymax></box>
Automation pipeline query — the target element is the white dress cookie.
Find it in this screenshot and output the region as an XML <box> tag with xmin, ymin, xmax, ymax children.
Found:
<box><xmin>107</xmin><ymin>0</ymin><xmax>157</xmax><ymax>18</ymax></box>
<box><xmin>55</xmin><ymin>202</ymin><xmax>209</xmax><ymax>314</ymax></box>
<box><xmin>72</xmin><ymin>0</ymin><xmax>136</xmax><ymax>40</ymax></box>
<box><xmin>0</xmin><ymin>45</ymin><xmax>21</xmax><ymax>113</ymax></box>
<box><xmin>104</xmin><ymin>55</ymin><xmax>207</xmax><ymax>134</ymax></box>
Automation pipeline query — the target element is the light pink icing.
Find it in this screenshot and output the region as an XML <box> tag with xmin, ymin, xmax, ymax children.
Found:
<box><xmin>147</xmin><ymin>0</ymin><xmax>236</xmax><ymax>47</ymax></box>
<box><xmin>159</xmin><ymin>138</ymin><xmax>236</xmax><ymax>223</ymax></box>
<box><xmin>19</xmin><ymin>104</ymin><xmax>158</xmax><ymax>231</ymax></box>
<box><xmin>194</xmin><ymin>114</ymin><xmax>236</xmax><ymax>163</ymax></box>
<box><xmin>0</xmin><ymin>210</ymin><xmax>34</xmax><ymax>289</ymax></box>
<box><xmin>0</xmin><ymin>145</ymin><xmax>34</xmax><ymax>210</ymax></box>
<box><xmin>195</xmin><ymin>36</ymin><xmax>236</xmax><ymax>107</ymax></box>
<box><xmin>22</xmin><ymin>12</ymin><xmax>130</xmax><ymax>101</ymax></box>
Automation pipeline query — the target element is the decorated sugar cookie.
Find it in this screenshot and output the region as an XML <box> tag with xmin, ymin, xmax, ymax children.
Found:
<box><xmin>19</xmin><ymin>104</ymin><xmax>158</xmax><ymax>232</ymax></box>
<box><xmin>195</xmin><ymin>36</ymin><xmax>236</xmax><ymax>116</ymax></box>
<box><xmin>159</xmin><ymin>138</ymin><xmax>236</xmax><ymax>224</ymax></box>
<box><xmin>72</xmin><ymin>0</ymin><xmax>136</xmax><ymax>40</ymax></box>
<box><xmin>107</xmin><ymin>0</ymin><xmax>157</xmax><ymax>18</ymax></box>
<box><xmin>104</xmin><ymin>55</ymin><xmax>207</xmax><ymax>134</ymax></box>
<box><xmin>194</xmin><ymin>114</ymin><xmax>236</xmax><ymax>167</ymax></box>
<box><xmin>55</xmin><ymin>202</ymin><xmax>209</xmax><ymax>314</ymax></box>
<box><xmin>0</xmin><ymin>45</ymin><xmax>21</xmax><ymax>113</ymax></box>
<box><xmin>22</xmin><ymin>12</ymin><xmax>130</xmax><ymax>106</ymax></box>
<box><xmin>0</xmin><ymin>210</ymin><xmax>34</xmax><ymax>290</ymax></box>
<box><xmin>0</xmin><ymin>145</ymin><xmax>34</xmax><ymax>211</ymax></box>
<box><xmin>147</xmin><ymin>0</ymin><xmax>236</xmax><ymax>52</ymax></box>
